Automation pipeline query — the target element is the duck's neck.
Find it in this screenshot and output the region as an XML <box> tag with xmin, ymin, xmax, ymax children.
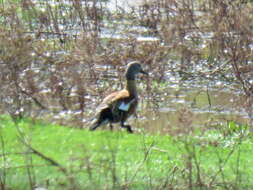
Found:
<box><xmin>126</xmin><ymin>80</ymin><xmax>138</xmax><ymax>97</ymax></box>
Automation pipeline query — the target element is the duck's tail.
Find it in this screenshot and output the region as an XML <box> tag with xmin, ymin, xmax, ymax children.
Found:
<box><xmin>89</xmin><ymin>108</ymin><xmax>113</xmax><ymax>131</ymax></box>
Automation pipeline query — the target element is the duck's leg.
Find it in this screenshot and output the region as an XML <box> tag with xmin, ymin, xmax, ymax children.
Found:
<box><xmin>120</xmin><ymin>121</ymin><xmax>133</xmax><ymax>133</ymax></box>
<box><xmin>109</xmin><ymin>123</ymin><xmax>114</xmax><ymax>131</ymax></box>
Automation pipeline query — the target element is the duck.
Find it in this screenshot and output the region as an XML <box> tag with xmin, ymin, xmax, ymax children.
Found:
<box><xmin>89</xmin><ymin>61</ymin><xmax>148</xmax><ymax>133</ymax></box>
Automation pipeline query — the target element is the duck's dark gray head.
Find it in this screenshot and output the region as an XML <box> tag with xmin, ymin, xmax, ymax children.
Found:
<box><xmin>125</xmin><ymin>61</ymin><xmax>148</xmax><ymax>80</ymax></box>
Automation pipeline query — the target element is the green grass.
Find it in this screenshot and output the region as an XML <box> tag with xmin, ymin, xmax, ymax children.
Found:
<box><xmin>0</xmin><ymin>115</ymin><xmax>253</xmax><ymax>190</ymax></box>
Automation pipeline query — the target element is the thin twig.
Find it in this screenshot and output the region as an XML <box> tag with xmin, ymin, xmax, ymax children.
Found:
<box><xmin>0</xmin><ymin>130</ymin><xmax>6</xmax><ymax>189</ymax></box>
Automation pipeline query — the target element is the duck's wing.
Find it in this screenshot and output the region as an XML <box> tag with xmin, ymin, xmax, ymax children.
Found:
<box><xmin>107</xmin><ymin>90</ymin><xmax>136</xmax><ymax>111</ymax></box>
<box><xmin>89</xmin><ymin>90</ymin><xmax>130</xmax><ymax>130</ymax></box>
<box><xmin>95</xmin><ymin>91</ymin><xmax>125</xmax><ymax>111</ymax></box>
<box><xmin>96</xmin><ymin>90</ymin><xmax>129</xmax><ymax>110</ymax></box>
<box><xmin>90</xmin><ymin>90</ymin><xmax>137</xmax><ymax>130</ymax></box>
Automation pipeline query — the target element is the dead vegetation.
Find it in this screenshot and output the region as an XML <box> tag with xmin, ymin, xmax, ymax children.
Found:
<box><xmin>0</xmin><ymin>0</ymin><xmax>252</xmax><ymax>126</ymax></box>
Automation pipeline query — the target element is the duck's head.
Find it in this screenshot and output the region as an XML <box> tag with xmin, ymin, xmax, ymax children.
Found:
<box><xmin>125</xmin><ymin>61</ymin><xmax>148</xmax><ymax>80</ymax></box>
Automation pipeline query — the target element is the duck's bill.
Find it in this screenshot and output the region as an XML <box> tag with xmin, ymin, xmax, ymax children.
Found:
<box><xmin>140</xmin><ymin>70</ymin><xmax>149</xmax><ymax>75</ymax></box>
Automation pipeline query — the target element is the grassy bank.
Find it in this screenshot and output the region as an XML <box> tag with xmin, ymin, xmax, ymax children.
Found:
<box><xmin>0</xmin><ymin>115</ymin><xmax>252</xmax><ymax>189</ymax></box>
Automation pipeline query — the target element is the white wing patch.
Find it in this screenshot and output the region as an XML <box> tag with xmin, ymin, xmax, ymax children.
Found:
<box><xmin>118</xmin><ymin>99</ymin><xmax>136</xmax><ymax>111</ymax></box>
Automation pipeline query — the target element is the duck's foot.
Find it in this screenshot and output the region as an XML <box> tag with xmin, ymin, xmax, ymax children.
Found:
<box><xmin>121</xmin><ymin>125</ymin><xmax>133</xmax><ymax>133</ymax></box>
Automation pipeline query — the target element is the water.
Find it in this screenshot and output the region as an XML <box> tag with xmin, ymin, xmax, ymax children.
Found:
<box><xmin>107</xmin><ymin>0</ymin><xmax>145</xmax><ymax>11</ymax></box>
<box><xmin>141</xmin><ymin>83</ymin><xmax>249</xmax><ymax>133</ymax></box>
